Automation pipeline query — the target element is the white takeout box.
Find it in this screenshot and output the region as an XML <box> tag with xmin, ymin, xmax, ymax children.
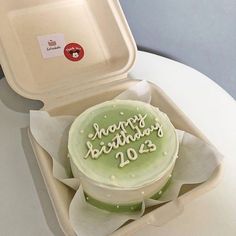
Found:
<box><xmin>0</xmin><ymin>0</ymin><xmax>222</xmax><ymax>235</ymax></box>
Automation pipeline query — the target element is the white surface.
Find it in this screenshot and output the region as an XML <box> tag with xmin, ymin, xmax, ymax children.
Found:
<box><xmin>0</xmin><ymin>51</ymin><xmax>236</xmax><ymax>236</ymax></box>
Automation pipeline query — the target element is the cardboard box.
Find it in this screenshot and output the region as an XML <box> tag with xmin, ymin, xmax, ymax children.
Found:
<box><xmin>0</xmin><ymin>0</ymin><xmax>222</xmax><ymax>235</ymax></box>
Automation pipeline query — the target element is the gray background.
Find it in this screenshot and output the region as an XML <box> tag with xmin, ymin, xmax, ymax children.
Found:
<box><xmin>120</xmin><ymin>0</ymin><xmax>236</xmax><ymax>98</ymax></box>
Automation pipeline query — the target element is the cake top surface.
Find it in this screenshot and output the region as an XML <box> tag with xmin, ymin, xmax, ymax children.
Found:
<box><xmin>68</xmin><ymin>100</ymin><xmax>178</xmax><ymax>189</ymax></box>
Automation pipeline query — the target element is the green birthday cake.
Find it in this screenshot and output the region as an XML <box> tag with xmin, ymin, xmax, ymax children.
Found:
<box><xmin>68</xmin><ymin>100</ymin><xmax>178</xmax><ymax>212</ymax></box>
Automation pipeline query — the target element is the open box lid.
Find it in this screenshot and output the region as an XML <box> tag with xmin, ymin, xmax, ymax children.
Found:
<box><xmin>0</xmin><ymin>0</ymin><xmax>136</xmax><ymax>105</ymax></box>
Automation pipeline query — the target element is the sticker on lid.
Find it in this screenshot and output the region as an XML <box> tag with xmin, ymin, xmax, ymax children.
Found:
<box><xmin>64</xmin><ymin>43</ymin><xmax>84</xmax><ymax>62</ymax></box>
<box><xmin>37</xmin><ymin>33</ymin><xmax>65</xmax><ymax>59</ymax></box>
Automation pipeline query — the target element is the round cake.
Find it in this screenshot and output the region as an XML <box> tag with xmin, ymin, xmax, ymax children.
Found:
<box><xmin>68</xmin><ymin>100</ymin><xmax>178</xmax><ymax>212</ymax></box>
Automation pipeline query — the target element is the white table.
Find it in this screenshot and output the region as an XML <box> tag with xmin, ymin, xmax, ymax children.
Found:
<box><xmin>0</xmin><ymin>51</ymin><xmax>236</xmax><ymax>236</ymax></box>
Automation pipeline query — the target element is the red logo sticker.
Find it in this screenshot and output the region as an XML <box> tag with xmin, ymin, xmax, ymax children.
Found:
<box><xmin>64</xmin><ymin>43</ymin><xmax>84</xmax><ymax>61</ymax></box>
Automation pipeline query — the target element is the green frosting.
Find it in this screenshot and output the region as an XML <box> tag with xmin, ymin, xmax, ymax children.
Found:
<box><xmin>84</xmin><ymin>192</ymin><xmax>142</xmax><ymax>213</ymax></box>
<box><xmin>84</xmin><ymin>177</ymin><xmax>172</xmax><ymax>213</ymax></box>
<box><xmin>151</xmin><ymin>176</ymin><xmax>172</xmax><ymax>200</ymax></box>
<box><xmin>68</xmin><ymin>100</ymin><xmax>178</xmax><ymax>188</ymax></box>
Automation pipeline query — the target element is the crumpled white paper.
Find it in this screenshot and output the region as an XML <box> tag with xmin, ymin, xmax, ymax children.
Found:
<box><xmin>30</xmin><ymin>81</ymin><xmax>223</xmax><ymax>236</ymax></box>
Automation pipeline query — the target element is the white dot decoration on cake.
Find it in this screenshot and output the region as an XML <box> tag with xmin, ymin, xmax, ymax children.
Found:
<box><xmin>120</xmin><ymin>112</ymin><xmax>124</xmax><ymax>115</ymax></box>
<box><xmin>116</xmin><ymin>205</ymin><xmax>120</xmax><ymax>209</ymax></box>
<box><xmin>163</xmin><ymin>151</ymin><xmax>168</xmax><ymax>156</ymax></box>
<box><xmin>88</xmin><ymin>133</ymin><xmax>93</xmax><ymax>138</ymax></box>
<box><xmin>158</xmin><ymin>190</ymin><xmax>162</xmax><ymax>195</ymax></box>
<box><xmin>104</xmin><ymin>115</ymin><xmax>107</xmax><ymax>119</ymax></box>
<box><xmin>80</xmin><ymin>130</ymin><xmax>84</xmax><ymax>134</ymax></box>
<box><xmin>169</xmin><ymin>174</ymin><xmax>172</xmax><ymax>178</ymax></box>
<box><xmin>100</xmin><ymin>142</ymin><xmax>105</xmax><ymax>146</ymax></box>
<box><xmin>141</xmin><ymin>191</ymin><xmax>145</xmax><ymax>195</ymax></box>
<box><xmin>86</xmin><ymin>196</ymin><xmax>89</xmax><ymax>200</ymax></box>
<box><xmin>110</xmin><ymin>175</ymin><xmax>116</xmax><ymax>180</ymax></box>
